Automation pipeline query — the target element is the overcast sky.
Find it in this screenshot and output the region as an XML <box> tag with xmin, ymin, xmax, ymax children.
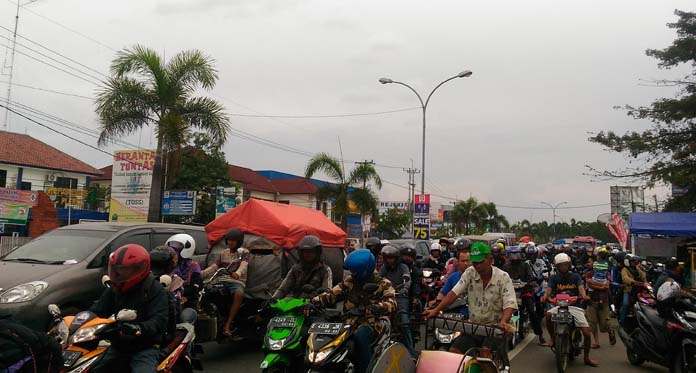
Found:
<box><xmin>0</xmin><ymin>0</ymin><xmax>691</xmax><ymax>223</ymax></box>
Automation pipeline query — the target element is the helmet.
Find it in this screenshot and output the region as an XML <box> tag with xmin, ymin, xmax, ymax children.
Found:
<box><xmin>594</xmin><ymin>246</ymin><xmax>608</xmax><ymax>257</ymax></box>
<box><xmin>629</xmin><ymin>255</ymin><xmax>642</xmax><ymax>264</ymax></box>
<box><xmin>224</xmin><ymin>229</ymin><xmax>245</xmax><ymax>250</ymax></box>
<box><xmin>665</xmin><ymin>257</ymin><xmax>679</xmax><ymax>270</ymax></box>
<box><xmin>297</xmin><ymin>235</ymin><xmax>322</xmax><ymax>266</ymax></box>
<box><xmin>454</xmin><ymin>238</ymin><xmax>472</xmax><ymax>252</ymax></box>
<box><xmin>381</xmin><ymin>245</ymin><xmax>400</xmax><ymax>260</ymax></box>
<box><xmin>496</xmin><ymin>239</ymin><xmax>506</xmax><ymax>245</ymax></box>
<box><xmin>611</xmin><ymin>249</ymin><xmax>619</xmax><ymax>256</ymax></box>
<box><xmin>166</xmin><ymin>233</ymin><xmax>196</xmax><ymax>259</ymax></box>
<box><xmin>527</xmin><ymin>241</ymin><xmax>536</xmax><ymax>248</ymax></box>
<box><xmin>439</xmin><ymin>237</ymin><xmax>450</xmax><ymax>245</ymax></box>
<box><xmin>545</xmin><ymin>243</ymin><xmax>554</xmax><ymax>250</ymax></box>
<box><xmin>507</xmin><ymin>246</ymin><xmax>523</xmax><ymax>261</ymax></box>
<box><xmin>525</xmin><ymin>245</ymin><xmax>537</xmax><ymax>258</ymax></box>
<box><xmin>150</xmin><ymin>246</ymin><xmax>176</xmax><ymax>277</ymax></box>
<box><xmin>615</xmin><ymin>251</ymin><xmax>627</xmax><ymax>267</ymax></box>
<box><xmin>657</xmin><ymin>280</ymin><xmax>681</xmax><ymax>302</ymax></box>
<box><xmin>237</xmin><ymin>248</ymin><xmax>251</xmax><ymax>261</ymax></box>
<box><xmin>365</xmin><ymin>237</ymin><xmax>381</xmax><ymax>249</ymax></box>
<box><xmin>560</xmin><ymin>244</ymin><xmax>571</xmax><ymax>253</ymax></box>
<box><xmin>108</xmin><ymin>244</ymin><xmax>151</xmax><ymax>293</ymax></box>
<box><xmin>554</xmin><ymin>253</ymin><xmax>572</xmax><ymax>265</ymax></box>
<box><xmin>344</xmin><ymin>249</ymin><xmax>376</xmax><ymax>283</ymax></box>
<box><xmin>430</xmin><ymin>243</ymin><xmax>442</xmax><ymax>253</ymax></box>
<box><xmin>492</xmin><ymin>242</ymin><xmax>505</xmax><ymax>254</ymax></box>
<box><xmin>399</xmin><ymin>245</ymin><xmax>417</xmax><ymax>258</ymax></box>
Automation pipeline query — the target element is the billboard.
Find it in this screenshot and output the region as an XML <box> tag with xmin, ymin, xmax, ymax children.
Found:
<box><xmin>0</xmin><ymin>202</ymin><xmax>29</xmax><ymax>225</ymax></box>
<box><xmin>108</xmin><ymin>149</ymin><xmax>155</xmax><ymax>222</ymax></box>
<box><xmin>610</xmin><ymin>186</ymin><xmax>645</xmax><ymax>218</ymax></box>
<box><xmin>0</xmin><ymin>188</ymin><xmax>37</xmax><ymax>206</ymax></box>
<box><xmin>215</xmin><ymin>186</ymin><xmax>238</xmax><ymax>218</ymax></box>
<box><xmin>413</xmin><ymin>194</ymin><xmax>430</xmax><ymax>240</ymax></box>
<box><xmin>378</xmin><ymin>201</ymin><xmax>409</xmax><ymax>214</ymax></box>
<box><xmin>162</xmin><ymin>191</ymin><xmax>196</xmax><ymax>216</ymax></box>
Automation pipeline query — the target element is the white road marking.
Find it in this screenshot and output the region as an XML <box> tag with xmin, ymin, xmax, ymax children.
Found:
<box><xmin>508</xmin><ymin>333</ymin><xmax>536</xmax><ymax>361</ymax></box>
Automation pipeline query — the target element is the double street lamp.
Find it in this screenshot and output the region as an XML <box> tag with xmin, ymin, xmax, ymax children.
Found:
<box><xmin>379</xmin><ymin>70</ymin><xmax>472</xmax><ymax>194</ymax></box>
<box><xmin>540</xmin><ymin>201</ymin><xmax>568</xmax><ymax>239</ymax></box>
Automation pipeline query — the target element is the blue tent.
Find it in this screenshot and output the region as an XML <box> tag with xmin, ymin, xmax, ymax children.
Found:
<box><xmin>629</xmin><ymin>212</ymin><xmax>696</xmax><ymax>237</ymax></box>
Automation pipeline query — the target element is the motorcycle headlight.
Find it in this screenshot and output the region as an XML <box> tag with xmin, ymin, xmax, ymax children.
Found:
<box><xmin>70</xmin><ymin>325</ymin><xmax>106</xmax><ymax>344</ymax></box>
<box><xmin>56</xmin><ymin>321</ymin><xmax>69</xmax><ymax>347</ymax></box>
<box><xmin>0</xmin><ymin>281</ymin><xmax>48</xmax><ymax>303</ymax></box>
<box><xmin>269</xmin><ymin>338</ymin><xmax>285</xmax><ymax>351</ymax></box>
<box><xmin>435</xmin><ymin>329</ymin><xmax>461</xmax><ymax>344</ymax></box>
<box><xmin>423</xmin><ymin>270</ymin><xmax>433</xmax><ymax>277</ymax></box>
<box><xmin>312</xmin><ymin>347</ymin><xmax>334</xmax><ymax>363</ymax></box>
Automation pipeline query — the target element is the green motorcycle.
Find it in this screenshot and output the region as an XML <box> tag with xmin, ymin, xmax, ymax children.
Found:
<box><xmin>260</xmin><ymin>296</ymin><xmax>311</xmax><ymax>373</ymax></box>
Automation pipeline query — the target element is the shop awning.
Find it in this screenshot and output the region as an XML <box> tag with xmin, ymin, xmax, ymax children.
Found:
<box><xmin>629</xmin><ymin>212</ymin><xmax>696</xmax><ymax>237</ymax></box>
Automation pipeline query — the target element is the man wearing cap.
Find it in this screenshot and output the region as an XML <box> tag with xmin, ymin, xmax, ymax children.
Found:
<box><xmin>423</xmin><ymin>242</ymin><xmax>517</xmax><ymax>354</ymax></box>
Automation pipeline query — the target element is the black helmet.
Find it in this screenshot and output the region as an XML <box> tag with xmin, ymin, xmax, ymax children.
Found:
<box><xmin>224</xmin><ymin>228</ymin><xmax>244</xmax><ymax>250</ymax></box>
<box><xmin>150</xmin><ymin>245</ymin><xmax>176</xmax><ymax>277</ymax></box>
<box><xmin>365</xmin><ymin>237</ymin><xmax>381</xmax><ymax>249</ymax></box>
<box><xmin>454</xmin><ymin>238</ymin><xmax>472</xmax><ymax>252</ymax></box>
<box><xmin>615</xmin><ymin>251</ymin><xmax>627</xmax><ymax>266</ymax></box>
<box><xmin>380</xmin><ymin>245</ymin><xmax>400</xmax><ymax>259</ymax></box>
<box><xmin>665</xmin><ymin>257</ymin><xmax>679</xmax><ymax>270</ymax></box>
<box><xmin>399</xmin><ymin>245</ymin><xmax>417</xmax><ymax>258</ymax></box>
<box><xmin>297</xmin><ymin>235</ymin><xmax>322</xmax><ymax>266</ymax></box>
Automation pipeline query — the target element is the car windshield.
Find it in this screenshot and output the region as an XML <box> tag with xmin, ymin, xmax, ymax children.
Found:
<box><xmin>3</xmin><ymin>230</ymin><xmax>112</xmax><ymax>264</ymax></box>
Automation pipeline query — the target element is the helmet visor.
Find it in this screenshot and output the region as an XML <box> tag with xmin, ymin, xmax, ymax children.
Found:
<box><xmin>167</xmin><ymin>241</ymin><xmax>185</xmax><ymax>253</ymax></box>
<box><xmin>109</xmin><ymin>262</ymin><xmax>147</xmax><ymax>283</ymax></box>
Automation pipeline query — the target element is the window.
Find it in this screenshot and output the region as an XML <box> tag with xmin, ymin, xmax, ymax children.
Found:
<box><xmin>152</xmin><ymin>229</ymin><xmax>209</xmax><ymax>256</ymax></box>
<box><xmin>0</xmin><ymin>170</ymin><xmax>6</xmax><ymax>188</ymax></box>
<box><xmin>54</xmin><ymin>177</ymin><xmax>78</xmax><ymax>189</ymax></box>
<box><xmin>109</xmin><ymin>231</ymin><xmax>152</xmax><ymax>252</ymax></box>
<box><xmin>278</xmin><ymin>200</ymin><xmax>290</xmax><ymax>205</ymax></box>
<box><xmin>322</xmin><ymin>201</ymin><xmax>328</xmax><ymax>215</ymax></box>
<box><xmin>20</xmin><ymin>182</ymin><xmax>31</xmax><ymax>191</ymax></box>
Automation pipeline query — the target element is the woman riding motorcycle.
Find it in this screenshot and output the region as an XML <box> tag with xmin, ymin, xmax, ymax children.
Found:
<box><xmin>620</xmin><ymin>254</ymin><xmax>647</xmax><ymax>325</ymax></box>
<box><xmin>150</xmin><ymin>245</ymin><xmax>197</xmax><ymax>325</ymax></box>
<box><xmin>166</xmin><ymin>234</ymin><xmax>202</xmax><ymax>310</ymax></box>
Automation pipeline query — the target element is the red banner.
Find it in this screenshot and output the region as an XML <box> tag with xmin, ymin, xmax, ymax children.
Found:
<box><xmin>0</xmin><ymin>188</ymin><xmax>38</xmax><ymax>206</ymax></box>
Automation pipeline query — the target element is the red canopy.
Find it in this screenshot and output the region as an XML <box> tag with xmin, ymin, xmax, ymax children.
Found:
<box><xmin>205</xmin><ymin>199</ymin><xmax>347</xmax><ymax>249</ymax></box>
<box><xmin>518</xmin><ymin>236</ymin><xmax>532</xmax><ymax>243</ymax></box>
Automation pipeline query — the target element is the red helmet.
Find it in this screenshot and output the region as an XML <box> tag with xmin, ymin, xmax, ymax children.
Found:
<box><xmin>108</xmin><ymin>244</ymin><xmax>151</xmax><ymax>293</ymax></box>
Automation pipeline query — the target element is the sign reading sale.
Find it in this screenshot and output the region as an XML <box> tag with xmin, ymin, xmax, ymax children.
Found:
<box><xmin>413</xmin><ymin>194</ymin><xmax>431</xmax><ymax>240</ymax></box>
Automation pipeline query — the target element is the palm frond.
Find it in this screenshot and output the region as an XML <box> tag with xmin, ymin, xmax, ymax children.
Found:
<box><xmin>305</xmin><ymin>153</ymin><xmax>345</xmax><ymax>183</ymax></box>
<box><xmin>348</xmin><ymin>162</ymin><xmax>382</xmax><ymax>189</ymax></box>
<box><xmin>95</xmin><ymin>77</ymin><xmax>155</xmax><ymax>146</ymax></box>
<box><xmin>111</xmin><ymin>45</ymin><xmax>165</xmax><ymax>84</ymax></box>
<box><xmin>176</xmin><ymin>97</ymin><xmax>230</xmax><ymax>147</ymax></box>
<box><xmin>351</xmin><ymin>188</ymin><xmax>379</xmax><ymax>216</ymax></box>
<box><xmin>166</xmin><ymin>50</ymin><xmax>218</xmax><ymax>90</ymax></box>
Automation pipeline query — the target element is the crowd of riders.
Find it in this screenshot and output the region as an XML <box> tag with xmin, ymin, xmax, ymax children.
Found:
<box><xmin>6</xmin><ymin>227</ymin><xmax>692</xmax><ymax>373</ymax></box>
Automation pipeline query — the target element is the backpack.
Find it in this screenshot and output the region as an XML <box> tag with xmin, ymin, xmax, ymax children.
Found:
<box><xmin>0</xmin><ymin>319</ymin><xmax>62</xmax><ymax>373</ymax></box>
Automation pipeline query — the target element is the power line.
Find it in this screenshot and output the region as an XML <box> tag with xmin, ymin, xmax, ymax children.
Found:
<box><xmin>0</xmin><ymin>41</ymin><xmax>100</xmax><ymax>85</ymax></box>
<box><xmin>228</xmin><ymin>107</ymin><xmax>420</xmax><ymax>118</ymax></box>
<box><xmin>0</xmin><ymin>80</ymin><xmax>92</xmax><ymax>99</ymax></box>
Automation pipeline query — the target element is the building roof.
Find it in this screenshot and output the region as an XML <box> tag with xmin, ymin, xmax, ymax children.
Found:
<box><xmin>0</xmin><ymin>131</ymin><xmax>102</xmax><ymax>176</ymax></box>
<box><xmin>271</xmin><ymin>178</ymin><xmax>318</xmax><ymax>194</ymax></box>
<box><xmin>228</xmin><ymin>165</ymin><xmax>278</xmax><ymax>193</ymax></box>
<box><xmin>91</xmin><ymin>165</ymin><xmax>113</xmax><ymax>181</ymax></box>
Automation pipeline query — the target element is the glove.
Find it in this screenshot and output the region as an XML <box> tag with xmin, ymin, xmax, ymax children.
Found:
<box><xmin>120</xmin><ymin>323</ymin><xmax>142</xmax><ymax>337</ymax></box>
<box><xmin>367</xmin><ymin>304</ymin><xmax>384</xmax><ymax>315</ymax></box>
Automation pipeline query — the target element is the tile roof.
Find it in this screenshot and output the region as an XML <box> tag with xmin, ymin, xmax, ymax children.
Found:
<box><xmin>91</xmin><ymin>165</ymin><xmax>113</xmax><ymax>181</ymax></box>
<box><xmin>271</xmin><ymin>178</ymin><xmax>319</xmax><ymax>194</ymax></box>
<box><xmin>228</xmin><ymin>165</ymin><xmax>278</xmax><ymax>193</ymax></box>
<box><xmin>0</xmin><ymin>131</ymin><xmax>102</xmax><ymax>176</ymax></box>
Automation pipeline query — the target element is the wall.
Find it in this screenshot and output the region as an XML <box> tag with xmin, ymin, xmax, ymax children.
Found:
<box><xmin>277</xmin><ymin>193</ymin><xmax>332</xmax><ymax>218</ymax></box>
<box><xmin>0</xmin><ymin>164</ymin><xmax>89</xmax><ymax>191</ymax></box>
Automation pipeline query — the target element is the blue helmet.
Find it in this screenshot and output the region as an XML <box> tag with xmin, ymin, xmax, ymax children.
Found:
<box><xmin>507</xmin><ymin>246</ymin><xmax>523</xmax><ymax>261</ymax></box>
<box><xmin>345</xmin><ymin>249</ymin><xmax>375</xmax><ymax>283</ymax></box>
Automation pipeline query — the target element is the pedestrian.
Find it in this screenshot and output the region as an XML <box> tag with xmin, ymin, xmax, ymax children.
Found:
<box><xmin>583</xmin><ymin>250</ymin><xmax>616</xmax><ymax>349</ymax></box>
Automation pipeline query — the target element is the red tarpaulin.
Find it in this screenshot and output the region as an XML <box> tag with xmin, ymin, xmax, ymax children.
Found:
<box><xmin>205</xmin><ymin>199</ymin><xmax>347</xmax><ymax>249</ymax></box>
<box><xmin>518</xmin><ymin>236</ymin><xmax>532</xmax><ymax>243</ymax></box>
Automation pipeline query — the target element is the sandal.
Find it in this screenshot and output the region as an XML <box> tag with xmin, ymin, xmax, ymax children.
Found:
<box><xmin>609</xmin><ymin>329</ymin><xmax>617</xmax><ymax>345</ymax></box>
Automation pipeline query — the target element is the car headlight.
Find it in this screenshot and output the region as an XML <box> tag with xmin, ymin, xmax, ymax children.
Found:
<box><xmin>70</xmin><ymin>325</ymin><xmax>105</xmax><ymax>344</ymax></box>
<box><xmin>269</xmin><ymin>338</ymin><xmax>285</xmax><ymax>351</ymax></box>
<box><xmin>312</xmin><ymin>347</ymin><xmax>334</xmax><ymax>363</ymax></box>
<box><xmin>0</xmin><ymin>281</ymin><xmax>48</xmax><ymax>303</ymax></box>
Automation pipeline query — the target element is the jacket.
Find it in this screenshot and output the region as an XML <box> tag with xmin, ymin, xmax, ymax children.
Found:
<box><xmin>379</xmin><ymin>263</ymin><xmax>411</xmax><ymax>298</ymax></box>
<box><xmin>273</xmin><ymin>262</ymin><xmax>333</xmax><ymax>299</ymax></box>
<box><xmin>422</xmin><ymin>257</ymin><xmax>445</xmax><ymax>272</ymax></box>
<box><xmin>621</xmin><ymin>266</ymin><xmax>647</xmax><ymax>292</ymax></box>
<box><xmin>90</xmin><ymin>274</ymin><xmax>169</xmax><ymax>353</ymax></box>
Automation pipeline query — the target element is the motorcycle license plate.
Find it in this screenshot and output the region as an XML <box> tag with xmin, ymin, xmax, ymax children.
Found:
<box><xmin>442</xmin><ymin>313</ymin><xmax>464</xmax><ymax>319</ymax></box>
<box><xmin>308</xmin><ymin>322</ymin><xmax>343</xmax><ymax>335</ymax></box>
<box><xmin>62</xmin><ymin>350</ymin><xmax>82</xmax><ymax>367</ymax></box>
<box><xmin>271</xmin><ymin>316</ymin><xmax>296</xmax><ymax>328</ymax></box>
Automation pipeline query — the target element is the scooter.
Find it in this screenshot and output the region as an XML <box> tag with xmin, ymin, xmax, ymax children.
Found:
<box><xmin>421</xmin><ymin>268</ymin><xmax>444</xmax><ymax>306</ymax></box>
<box><xmin>427</xmin><ymin>297</ymin><xmax>468</xmax><ymax>351</ymax></box>
<box><xmin>620</xmin><ymin>282</ymin><xmax>656</xmax><ymax>332</ymax></box>
<box><xmin>305</xmin><ymin>283</ymin><xmax>415</xmax><ymax>373</ymax></box>
<box><xmin>549</xmin><ymin>294</ymin><xmax>582</xmax><ymax>373</ymax></box>
<box><xmin>511</xmin><ymin>280</ymin><xmax>531</xmax><ymax>348</ymax></box>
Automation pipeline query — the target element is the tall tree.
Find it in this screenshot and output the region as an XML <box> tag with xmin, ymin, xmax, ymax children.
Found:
<box><xmin>588</xmin><ymin>10</ymin><xmax>696</xmax><ymax>211</ymax></box>
<box><xmin>305</xmin><ymin>153</ymin><xmax>382</xmax><ymax>230</ymax></box>
<box><xmin>376</xmin><ymin>208</ymin><xmax>412</xmax><ymax>239</ymax></box>
<box><xmin>96</xmin><ymin>45</ymin><xmax>230</xmax><ymax>221</ymax></box>
<box><xmin>452</xmin><ymin>197</ymin><xmax>488</xmax><ymax>235</ymax></box>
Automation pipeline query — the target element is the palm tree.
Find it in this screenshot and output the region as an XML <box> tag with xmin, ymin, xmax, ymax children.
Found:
<box><xmin>480</xmin><ymin>202</ymin><xmax>509</xmax><ymax>232</ymax></box>
<box><xmin>96</xmin><ymin>45</ymin><xmax>230</xmax><ymax>222</ymax></box>
<box><xmin>305</xmin><ymin>153</ymin><xmax>382</xmax><ymax>230</ymax></box>
<box><xmin>452</xmin><ymin>197</ymin><xmax>487</xmax><ymax>235</ymax></box>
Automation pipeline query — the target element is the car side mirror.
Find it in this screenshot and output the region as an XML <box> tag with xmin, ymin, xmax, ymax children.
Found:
<box><xmin>101</xmin><ymin>275</ymin><xmax>112</xmax><ymax>288</ymax></box>
<box><xmin>48</xmin><ymin>304</ymin><xmax>61</xmax><ymax>318</ymax></box>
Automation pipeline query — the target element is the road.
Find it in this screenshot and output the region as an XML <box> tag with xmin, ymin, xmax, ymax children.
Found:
<box><xmin>197</xmin><ymin>327</ymin><xmax>670</xmax><ymax>372</ymax></box>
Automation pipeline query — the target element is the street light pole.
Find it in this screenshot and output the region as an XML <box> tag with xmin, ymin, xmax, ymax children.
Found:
<box><xmin>540</xmin><ymin>201</ymin><xmax>568</xmax><ymax>240</ymax></box>
<box><xmin>379</xmin><ymin>70</ymin><xmax>472</xmax><ymax>194</ymax></box>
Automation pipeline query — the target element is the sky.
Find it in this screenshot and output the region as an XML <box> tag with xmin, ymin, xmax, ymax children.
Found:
<box><xmin>0</xmin><ymin>0</ymin><xmax>692</xmax><ymax>223</ymax></box>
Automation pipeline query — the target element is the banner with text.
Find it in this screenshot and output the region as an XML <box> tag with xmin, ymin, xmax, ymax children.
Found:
<box><xmin>109</xmin><ymin>149</ymin><xmax>155</xmax><ymax>222</ymax></box>
<box><xmin>215</xmin><ymin>186</ymin><xmax>238</xmax><ymax>218</ymax></box>
<box><xmin>0</xmin><ymin>202</ymin><xmax>29</xmax><ymax>225</ymax></box>
<box><xmin>162</xmin><ymin>191</ymin><xmax>196</xmax><ymax>216</ymax></box>
<box><xmin>0</xmin><ymin>188</ymin><xmax>38</xmax><ymax>206</ymax></box>
<box><xmin>413</xmin><ymin>194</ymin><xmax>431</xmax><ymax>240</ymax></box>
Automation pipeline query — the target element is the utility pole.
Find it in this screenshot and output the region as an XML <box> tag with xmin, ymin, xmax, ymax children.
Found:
<box><xmin>355</xmin><ymin>160</ymin><xmax>375</xmax><ymax>242</ymax></box>
<box><xmin>403</xmin><ymin>161</ymin><xmax>420</xmax><ymax>238</ymax></box>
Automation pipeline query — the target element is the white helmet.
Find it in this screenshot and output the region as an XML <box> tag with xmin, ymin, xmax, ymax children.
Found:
<box><xmin>554</xmin><ymin>253</ymin><xmax>571</xmax><ymax>265</ymax></box>
<box><xmin>430</xmin><ymin>243</ymin><xmax>442</xmax><ymax>253</ymax></box>
<box><xmin>657</xmin><ymin>280</ymin><xmax>681</xmax><ymax>302</ymax></box>
<box><xmin>527</xmin><ymin>241</ymin><xmax>536</xmax><ymax>248</ymax></box>
<box><xmin>166</xmin><ymin>233</ymin><xmax>196</xmax><ymax>259</ymax></box>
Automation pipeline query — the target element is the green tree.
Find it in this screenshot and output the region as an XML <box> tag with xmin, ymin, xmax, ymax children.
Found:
<box><xmin>305</xmin><ymin>153</ymin><xmax>382</xmax><ymax>230</ymax></box>
<box><xmin>376</xmin><ymin>208</ymin><xmax>412</xmax><ymax>239</ymax></box>
<box><xmin>480</xmin><ymin>202</ymin><xmax>510</xmax><ymax>232</ymax></box>
<box><xmin>96</xmin><ymin>45</ymin><xmax>230</xmax><ymax>222</ymax></box>
<box><xmin>588</xmin><ymin>10</ymin><xmax>696</xmax><ymax>211</ymax></box>
<box><xmin>451</xmin><ymin>197</ymin><xmax>488</xmax><ymax>235</ymax></box>
<box><xmin>166</xmin><ymin>133</ymin><xmax>236</xmax><ymax>224</ymax></box>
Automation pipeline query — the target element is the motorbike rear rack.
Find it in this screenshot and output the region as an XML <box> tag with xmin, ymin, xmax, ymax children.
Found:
<box><xmin>427</xmin><ymin>317</ymin><xmax>505</xmax><ymax>338</ymax></box>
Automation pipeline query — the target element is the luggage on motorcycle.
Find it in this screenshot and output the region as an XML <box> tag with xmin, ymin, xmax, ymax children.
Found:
<box><xmin>369</xmin><ymin>341</ymin><xmax>415</xmax><ymax>373</ymax></box>
<box><xmin>0</xmin><ymin>319</ymin><xmax>62</xmax><ymax>373</ymax></box>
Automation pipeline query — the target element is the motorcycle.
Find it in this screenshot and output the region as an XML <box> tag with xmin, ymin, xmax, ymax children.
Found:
<box><xmin>511</xmin><ymin>280</ymin><xmax>531</xmax><ymax>348</ymax></box>
<box><xmin>259</xmin><ymin>284</ymin><xmax>322</xmax><ymax>373</ymax></box>
<box><xmin>305</xmin><ymin>283</ymin><xmax>415</xmax><ymax>373</ymax></box>
<box><xmin>421</xmin><ymin>268</ymin><xmax>444</xmax><ymax>306</ymax></box>
<box><xmin>621</xmin><ymin>282</ymin><xmax>656</xmax><ymax>331</ymax></box>
<box><xmin>419</xmin><ymin>318</ymin><xmax>511</xmax><ymax>373</ymax></box>
<box><xmin>426</xmin><ymin>297</ymin><xmax>468</xmax><ymax>351</ymax></box>
<box><xmin>549</xmin><ymin>294</ymin><xmax>582</xmax><ymax>373</ymax></box>
<box><xmin>620</xmin><ymin>297</ymin><xmax>696</xmax><ymax>372</ymax></box>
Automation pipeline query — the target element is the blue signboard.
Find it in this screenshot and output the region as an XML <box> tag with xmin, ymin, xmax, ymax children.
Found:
<box><xmin>162</xmin><ymin>191</ymin><xmax>196</xmax><ymax>216</ymax></box>
<box><xmin>413</xmin><ymin>194</ymin><xmax>430</xmax><ymax>240</ymax></box>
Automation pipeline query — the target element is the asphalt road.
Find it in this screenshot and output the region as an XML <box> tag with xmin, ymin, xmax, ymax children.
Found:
<box><xmin>197</xmin><ymin>324</ymin><xmax>671</xmax><ymax>372</ymax></box>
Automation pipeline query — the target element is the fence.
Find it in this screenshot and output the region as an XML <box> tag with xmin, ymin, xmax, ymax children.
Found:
<box><xmin>0</xmin><ymin>236</ymin><xmax>32</xmax><ymax>258</ymax></box>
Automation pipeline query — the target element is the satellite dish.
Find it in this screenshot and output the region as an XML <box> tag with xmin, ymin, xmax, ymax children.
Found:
<box><xmin>597</xmin><ymin>213</ymin><xmax>612</xmax><ymax>224</ymax></box>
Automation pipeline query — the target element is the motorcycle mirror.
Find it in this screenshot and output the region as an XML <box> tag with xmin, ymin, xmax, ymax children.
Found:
<box><xmin>116</xmin><ymin>309</ymin><xmax>138</xmax><ymax>322</ymax></box>
<box><xmin>101</xmin><ymin>275</ymin><xmax>112</xmax><ymax>288</ymax></box>
<box><xmin>159</xmin><ymin>275</ymin><xmax>172</xmax><ymax>288</ymax></box>
<box><xmin>48</xmin><ymin>304</ymin><xmax>61</xmax><ymax>317</ymax></box>
<box><xmin>363</xmin><ymin>283</ymin><xmax>379</xmax><ymax>293</ymax></box>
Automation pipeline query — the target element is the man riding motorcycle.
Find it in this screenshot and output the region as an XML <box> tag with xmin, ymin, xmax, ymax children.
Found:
<box><xmin>365</xmin><ymin>237</ymin><xmax>383</xmax><ymax>258</ymax></box>
<box><xmin>492</xmin><ymin>242</ymin><xmax>507</xmax><ymax>268</ymax></box>
<box><xmin>619</xmin><ymin>254</ymin><xmax>647</xmax><ymax>326</ymax></box>
<box><xmin>312</xmin><ymin>249</ymin><xmax>397</xmax><ymax>373</ymax></box>
<box><xmin>423</xmin><ymin>242</ymin><xmax>517</xmax><ymax>354</ymax></box>
<box><xmin>655</xmin><ymin>257</ymin><xmax>685</xmax><ymax>291</ymax></box>
<box><xmin>379</xmin><ymin>245</ymin><xmax>416</xmax><ymax>357</ymax></box>
<box><xmin>435</xmin><ymin>246</ymin><xmax>472</xmax><ymax>318</ymax></box>
<box><xmin>504</xmin><ymin>246</ymin><xmax>545</xmax><ymax>345</ymax></box>
<box><xmin>90</xmin><ymin>244</ymin><xmax>169</xmax><ymax>373</ymax></box>
<box><xmin>423</xmin><ymin>243</ymin><xmax>446</xmax><ymax>272</ymax></box>
<box><xmin>541</xmin><ymin>253</ymin><xmax>599</xmax><ymax>367</ymax></box>
<box><xmin>273</xmin><ymin>235</ymin><xmax>333</xmax><ymax>300</ymax></box>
